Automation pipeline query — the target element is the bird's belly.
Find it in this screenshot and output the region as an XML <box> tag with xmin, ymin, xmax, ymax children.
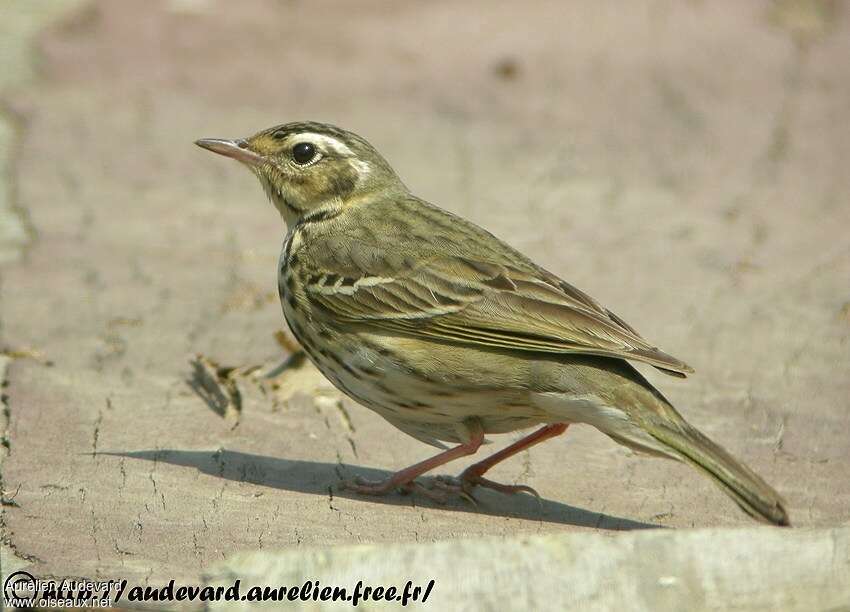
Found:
<box><xmin>291</xmin><ymin>324</ymin><xmax>552</xmax><ymax>444</ymax></box>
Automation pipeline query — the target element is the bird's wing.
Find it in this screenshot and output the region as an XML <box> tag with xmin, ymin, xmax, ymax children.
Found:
<box><xmin>301</xmin><ymin>246</ymin><xmax>693</xmax><ymax>377</ymax></box>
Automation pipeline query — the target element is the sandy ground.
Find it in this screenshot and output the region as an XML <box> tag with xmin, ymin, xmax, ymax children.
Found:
<box><xmin>1</xmin><ymin>0</ymin><xmax>848</xmax><ymax>590</ymax></box>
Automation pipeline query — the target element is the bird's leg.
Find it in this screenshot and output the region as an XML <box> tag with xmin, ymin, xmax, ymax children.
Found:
<box><xmin>341</xmin><ymin>424</ymin><xmax>485</xmax><ymax>497</ymax></box>
<box><xmin>435</xmin><ymin>423</ymin><xmax>569</xmax><ymax>499</ymax></box>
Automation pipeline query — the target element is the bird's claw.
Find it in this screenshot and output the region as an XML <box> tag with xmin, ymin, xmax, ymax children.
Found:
<box><xmin>472</xmin><ymin>476</ymin><xmax>542</xmax><ymax>501</ymax></box>
<box><xmin>427</xmin><ymin>476</ymin><xmax>478</xmax><ymax>505</ymax></box>
<box><xmin>435</xmin><ymin>473</ymin><xmax>540</xmax><ymax>502</ymax></box>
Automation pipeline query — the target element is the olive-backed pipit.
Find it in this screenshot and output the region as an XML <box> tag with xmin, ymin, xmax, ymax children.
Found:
<box><xmin>196</xmin><ymin>122</ymin><xmax>790</xmax><ymax>526</ymax></box>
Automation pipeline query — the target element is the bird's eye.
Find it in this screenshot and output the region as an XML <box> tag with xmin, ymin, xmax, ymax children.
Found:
<box><xmin>292</xmin><ymin>142</ymin><xmax>317</xmax><ymax>165</ymax></box>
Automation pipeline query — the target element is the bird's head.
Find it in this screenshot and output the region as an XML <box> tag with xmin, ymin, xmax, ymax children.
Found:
<box><xmin>196</xmin><ymin>121</ymin><xmax>405</xmax><ymax>225</ymax></box>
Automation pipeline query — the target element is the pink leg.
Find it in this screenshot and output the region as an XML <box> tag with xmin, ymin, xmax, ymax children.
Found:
<box><xmin>342</xmin><ymin>424</ymin><xmax>485</xmax><ymax>496</ymax></box>
<box><xmin>438</xmin><ymin>423</ymin><xmax>569</xmax><ymax>498</ymax></box>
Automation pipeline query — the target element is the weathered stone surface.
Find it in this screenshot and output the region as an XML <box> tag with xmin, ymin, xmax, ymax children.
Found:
<box><xmin>1</xmin><ymin>0</ymin><xmax>848</xmax><ymax>604</ymax></box>
<box><xmin>205</xmin><ymin>527</ymin><xmax>850</xmax><ymax>611</ymax></box>
<box><xmin>0</xmin><ymin>0</ymin><xmax>86</xmax><ymax>263</ymax></box>
<box><xmin>0</xmin><ymin>0</ymin><xmax>92</xmax><ymax>579</ymax></box>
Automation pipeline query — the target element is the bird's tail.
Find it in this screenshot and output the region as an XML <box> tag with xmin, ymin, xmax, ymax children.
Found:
<box><xmin>645</xmin><ymin>420</ymin><xmax>791</xmax><ymax>526</ymax></box>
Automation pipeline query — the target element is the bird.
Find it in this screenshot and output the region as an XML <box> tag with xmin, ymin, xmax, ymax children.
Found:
<box><xmin>195</xmin><ymin>121</ymin><xmax>790</xmax><ymax>526</ymax></box>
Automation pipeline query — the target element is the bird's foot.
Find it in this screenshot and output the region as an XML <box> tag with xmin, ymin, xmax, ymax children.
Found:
<box><xmin>431</xmin><ymin>473</ymin><xmax>541</xmax><ymax>502</ymax></box>
<box><xmin>418</xmin><ymin>476</ymin><xmax>477</xmax><ymax>505</ymax></box>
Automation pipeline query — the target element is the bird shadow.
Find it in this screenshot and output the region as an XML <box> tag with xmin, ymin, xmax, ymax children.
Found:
<box><xmin>98</xmin><ymin>448</ymin><xmax>660</xmax><ymax>531</ymax></box>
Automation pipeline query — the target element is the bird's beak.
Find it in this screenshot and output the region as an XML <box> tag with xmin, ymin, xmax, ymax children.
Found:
<box><xmin>194</xmin><ymin>138</ymin><xmax>264</xmax><ymax>167</ymax></box>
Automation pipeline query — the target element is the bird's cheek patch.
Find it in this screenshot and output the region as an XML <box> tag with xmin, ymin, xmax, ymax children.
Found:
<box><xmin>327</xmin><ymin>171</ymin><xmax>357</xmax><ymax>199</ymax></box>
